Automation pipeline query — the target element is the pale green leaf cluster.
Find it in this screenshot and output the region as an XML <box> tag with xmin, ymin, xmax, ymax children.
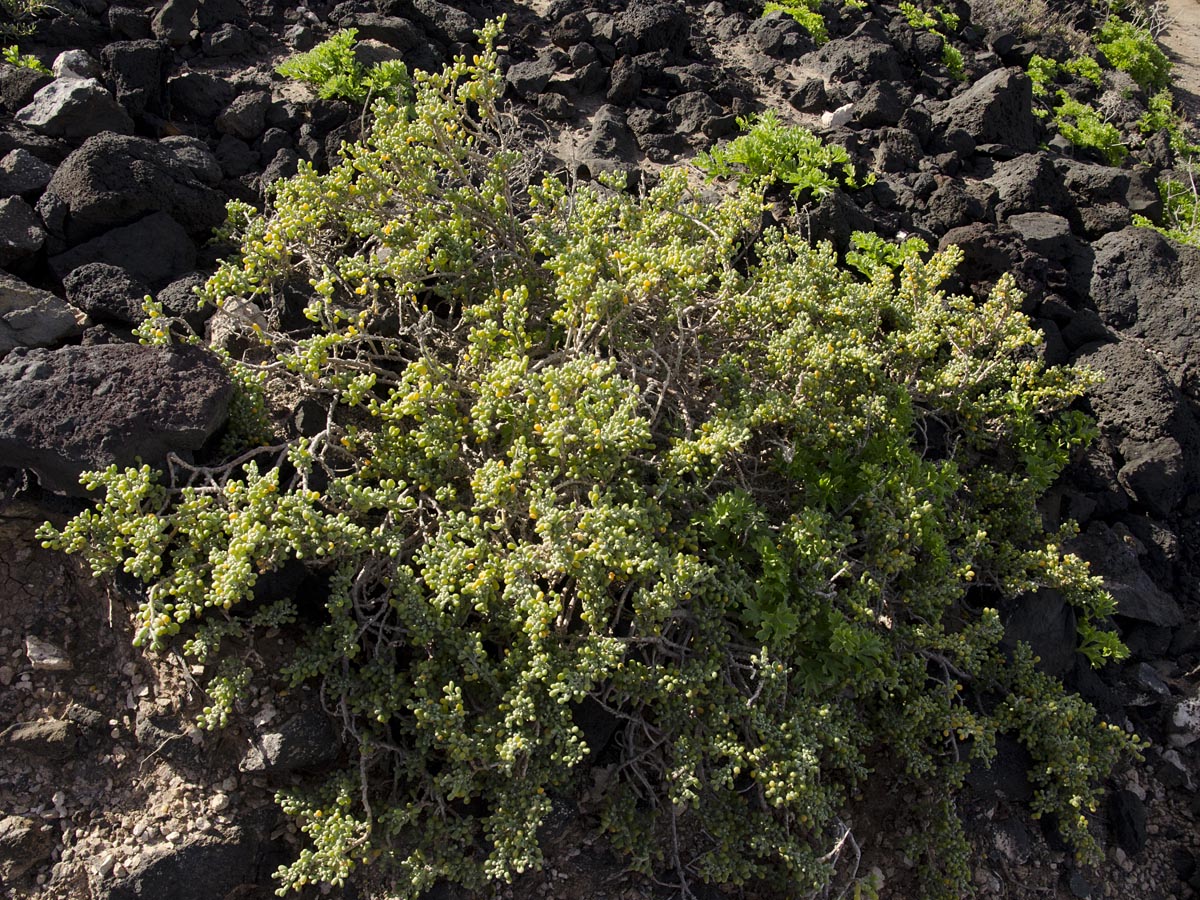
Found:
<box><xmin>276</xmin><ymin>28</ymin><xmax>412</xmax><ymax>105</ymax></box>
<box><xmin>695</xmin><ymin>110</ymin><xmax>865</xmax><ymax>199</ymax></box>
<box><xmin>40</xmin><ymin>19</ymin><xmax>1139</xmax><ymax>900</ymax></box>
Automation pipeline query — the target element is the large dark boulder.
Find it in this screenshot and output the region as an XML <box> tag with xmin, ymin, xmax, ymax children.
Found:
<box><xmin>407</xmin><ymin>0</ymin><xmax>478</xmax><ymax>44</ymax></box>
<box><xmin>48</xmin><ymin>211</ymin><xmax>197</xmax><ymax>287</ymax></box>
<box><xmin>615</xmin><ymin>0</ymin><xmax>690</xmax><ymax>56</ymax></box>
<box><xmin>1070</xmin><ymin>523</ymin><xmax>1183</xmax><ymax>627</ymax></box>
<box><xmin>811</xmin><ymin>25</ymin><xmax>902</xmax><ymax>83</ymax></box>
<box><xmin>0</xmin><ymin>196</ymin><xmax>45</xmax><ymax>266</ymax></box>
<box><xmin>0</xmin><ymin>66</ymin><xmax>51</xmax><ymax>115</ymax></box>
<box><xmin>1089</xmin><ymin>227</ymin><xmax>1200</xmax><ymax>398</ymax></box>
<box><xmin>931</xmin><ymin>68</ymin><xmax>1040</xmax><ymax>153</ymax></box>
<box><xmin>1077</xmin><ymin>338</ymin><xmax>1200</xmax><ymax>520</ymax></box>
<box><xmin>0</xmin><ymin>147</ymin><xmax>55</xmax><ymax>198</ymax></box>
<box><xmin>0</xmin><ymin>342</ymin><xmax>233</xmax><ymax>495</ymax></box>
<box><xmin>40</xmin><ymin>134</ymin><xmax>226</xmax><ymax>246</ymax></box>
<box><xmin>62</xmin><ymin>263</ymin><xmax>152</xmax><ymax>326</ymax></box>
<box><xmin>100</xmin><ymin>39</ymin><xmax>169</xmax><ymax>118</ymax></box>
<box><xmin>987</xmin><ymin>153</ymin><xmax>1074</xmax><ymax>222</ymax></box>
<box><xmin>100</xmin><ymin>827</ymin><xmax>270</xmax><ymax>900</ymax></box>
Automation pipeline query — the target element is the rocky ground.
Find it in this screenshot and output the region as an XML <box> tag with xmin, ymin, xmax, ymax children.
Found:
<box><xmin>0</xmin><ymin>0</ymin><xmax>1198</xmax><ymax>898</ymax></box>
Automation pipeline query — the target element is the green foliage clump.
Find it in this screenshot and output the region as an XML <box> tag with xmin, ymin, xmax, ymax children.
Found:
<box><xmin>1027</xmin><ymin>54</ymin><xmax>1060</xmax><ymax>97</ymax></box>
<box><xmin>40</xmin><ymin>21</ymin><xmax>1141</xmax><ymax>900</ymax></box>
<box><xmin>763</xmin><ymin>0</ymin><xmax>828</xmax><ymax>44</ymax></box>
<box><xmin>1052</xmin><ymin>92</ymin><xmax>1128</xmax><ymax>164</ymax></box>
<box><xmin>1</xmin><ymin>43</ymin><xmax>44</xmax><ymax>71</ymax></box>
<box><xmin>1134</xmin><ymin>167</ymin><xmax>1200</xmax><ymax>248</ymax></box>
<box><xmin>696</xmin><ymin>111</ymin><xmax>866</xmax><ymax>198</ymax></box>
<box><xmin>1094</xmin><ymin>16</ymin><xmax>1170</xmax><ymax>92</ymax></box>
<box><xmin>1063</xmin><ymin>54</ymin><xmax>1104</xmax><ymax>85</ymax></box>
<box><xmin>276</xmin><ymin>28</ymin><xmax>411</xmax><ymax>104</ymax></box>
<box><xmin>942</xmin><ymin>43</ymin><xmax>965</xmax><ymax>80</ymax></box>
<box><xmin>899</xmin><ymin>2</ymin><xmax>965</xmax><ymax>79</ymax></box>
<box><xmin>845</xmin><ymin>230</ymin><xmax>930</xmax><ymax>278</ymax></box>
<box><xmin>0</xmin><ymin>0</ymin><xmax>43</xmax><ymax>39</ymax></box>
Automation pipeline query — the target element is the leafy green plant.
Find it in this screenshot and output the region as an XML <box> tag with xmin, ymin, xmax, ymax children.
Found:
<box><xmin>276</xmin><ymin>28</ymin><xmax>411</xmax><ymax>104</ymax></box>
<box><xmin>901</xmin><ymin>2</ymin><xmax>965</xmax><ymax>79</ymax></box>
<box><xmin>763</xmin><ymin>0</ymin><xmax>828</xmax><ymax>44</ymax></box>
<box><xmin>1063</xmin><ymin>54</ymin><xmax>1104</xmax><ymax>85</ymax></box>
<box><xmin>0</xmin><ymin>0</ymin><xmax>44</xmax><ymax>40</ymax></box>
<box><xmin>845</xmin><ymin>230</ymin><xmax>930</xmax><ymax>278</ymax></box>
<box><xmin>1134</xmin><ymin>165</ymin><xmax>1200</xmax><ymax>247</ymax></box>
<box><xmin>695</xmin><ymin>110</ymin><xmax>866</xmax><ymax>198</ymax></box>
<box><xmin>1053</xmin><ymin>91</ymin><xmax>1128</xmax><ymax>164</ymax></box>
<box><xmin>1028</xmin><ymin>54</ymin><xmax>1060</xmax><ymax>97</ymax></box>
<box><xmin>942</xmin><ymin>43</ymin><xmax>965</xmax><ymax>79</ymax></box>
<box><xmin>1095</xmin><ymin>16</ymin><xmax>1170</xmax><ymax>92</ymax></box>
<box><xmin>40</xmin><ymin>20</ymin><xmax>1140</xmax><ymax>900</ymax></box>
<box><xmin>1</xmin><ymin>42</ymin><xmax>45</xmax><ymax>72</ymax></box>
<box><xmin>900</xmin><ymin>1</ymin><xmax>940</xmax><ymax>29</ymax></box>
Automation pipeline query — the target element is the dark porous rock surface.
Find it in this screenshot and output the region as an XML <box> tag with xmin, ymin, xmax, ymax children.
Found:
<box><xmin>100</xmin><ymin>826</ymin><xmax>273</xmax><ymax>900</ymax></box>
<box><xmin>48</xmin><ymin>210</ymin><xmax>198</xmax><ymax>287</ymax></box>
<box><xmin>0</xmin><ymin>342</ymin><xmax>232</xmax><ymax>495</ymax></box>
<box><xmin>41</xmin><ymin>133</ymin><xmax>225</xmax><ymax>245</ymax></box>
<box><xmin>62</xmin><ymin>262</ymin><xmax>152</xmax><ymax>327</ymax></box>
<box><xmin>932</xmin><ymin>67</ymin><xmax>1040</xmax><ymax>152</ymax></box>
<box><xmin>240</xmin><ymin>707</ymin><xmax>341</xmax><ymax>774</ymax></box>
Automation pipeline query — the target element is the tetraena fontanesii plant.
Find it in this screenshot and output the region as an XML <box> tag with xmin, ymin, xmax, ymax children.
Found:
<box><xmin>41</xmin><ymin>19</ymin><xmax>1139</xmax><ymax>900</ymax></box>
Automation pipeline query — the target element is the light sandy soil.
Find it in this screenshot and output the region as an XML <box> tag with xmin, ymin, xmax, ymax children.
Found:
<box><xmin>1161</xmin><ymin>0</ymin><xmax>1200</xmax><ymax>126</ymax></box>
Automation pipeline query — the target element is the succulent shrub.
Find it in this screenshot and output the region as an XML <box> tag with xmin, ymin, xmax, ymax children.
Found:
<box><xmin>41</xmin><ymin>20</ymin><xmax>1140</xmax><ymax>900</ymax></box>
<box><xmin>0</xmin><ymin>0</ymin><xmax>44</xmax><ymax>40</ymax></box>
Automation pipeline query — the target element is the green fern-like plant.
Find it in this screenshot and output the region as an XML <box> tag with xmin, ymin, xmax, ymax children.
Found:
<box><xmin>1095</xmin><ymin>16</ymin><xmax>1170</xmax><ymax>92</ymax></box>
<box><xmin>1053</xmin><ymin>92</ymin><xmax>1128</xmax><ymax>164</ymax></box>
<box><xmin>763</xmin><ymin>0</ymin><xmax>829</xmax><ymax>44</ymax></box>
<box><xmin>276</xmin><ymin>28</ymin><xmax>411</xmax><ymax>104</ymax></box>
<box><xmin>695</xmin><ymin>111</ymin><xmax>865</xmax><ymax>198</ymax></box>
<box><xmin>1</xmin><ymin>42</ymin><xmax>46</xmax><ymax>72</ymax></box>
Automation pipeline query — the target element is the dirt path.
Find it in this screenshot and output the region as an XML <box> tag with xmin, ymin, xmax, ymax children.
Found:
<box><xmin>1160</xmin><ymin>0</ymin><xmax>1200</xmax><ymax>127</ymax></box>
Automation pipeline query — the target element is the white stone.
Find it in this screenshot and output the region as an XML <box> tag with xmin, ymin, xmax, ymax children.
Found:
<box><xmin>24</xmin><ymin>635</ymin><xmax>71</xmax><ymax>671</ymax></box>
<box><xmin>1170</xmin><ymin>695</ymin><xmax>1200</xmax><ymax>746</ymax></box>
<box><xmin>93</xmin><ymin>852</ymin><xmax>116</xmax><ymax>877</ymax></box>
<box><xmin>51</xmin><ymin>50</ymin><xmax>101</xmax><ymax>80</ymax></box>
<box><xmin>821</xmin><ymin>103</ymin><xmax>854</xmax><ymax>128</ymax></box>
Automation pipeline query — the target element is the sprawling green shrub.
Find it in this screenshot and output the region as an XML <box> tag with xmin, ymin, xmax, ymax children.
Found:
<box><xmin>0</xmin><ymin>0</ymin><xmax>44</xmax><ymax>40</ymax></box>
<box><xmin>1095</xmin><ymin>16</ymin><xmax>1171</xmax><ymax>92</ymax></box>
<box><xmin>41</xmin><ymin>21</ymin><xmax>1139</xmax><ymax>900</ymax></box>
